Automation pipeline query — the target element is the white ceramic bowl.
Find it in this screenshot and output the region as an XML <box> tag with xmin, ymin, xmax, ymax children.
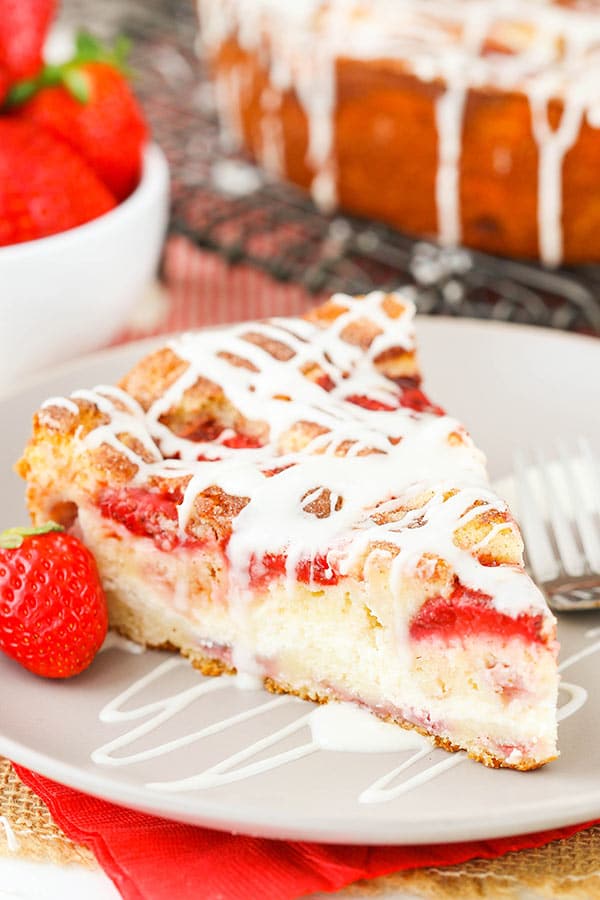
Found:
<box><xmin>0</xmin><ymin>143</ymin><xmax>169</xmax><ymax>391</ymax></box>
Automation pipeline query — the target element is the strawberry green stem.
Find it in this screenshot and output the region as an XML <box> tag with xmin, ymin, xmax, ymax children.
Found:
<box><xmin>4</xmin><ymin>30</ymin><xmax>132</xmax><ymax>109</ymax></box>
<box><xmin>0</xmin><ymin>522</ymin><xmax>63</xmax><ymax>550</ymax></box>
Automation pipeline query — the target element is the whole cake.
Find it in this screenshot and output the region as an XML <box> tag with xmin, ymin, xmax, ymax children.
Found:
<box><xmin>198</xmin><ymin>0</ymin><xmax>600</xmax><ymax>265</ymax></box>
<box><xmin>18</xmin><ymin>290</ymin><xmax>559</xmax><ymax>769</ymax></box>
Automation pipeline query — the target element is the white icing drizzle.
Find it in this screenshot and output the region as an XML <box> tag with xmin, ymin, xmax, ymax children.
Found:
<box><xmin>558</xmin><ymin>637</ymin><xmax>600</xmax><ymax>673</ymax></box>
<box><xmin>470</xmin><ymin>520</ymin><xmax>515</xmax><ymax>552</ymax></box>
<box><xmin>70</xmin><ymin>386</ymin><xmax>163</xmax><ymax>467</ymax></box>
<box><xmin>45</xmin><ymin>290</ymin><xmax>552</xmax><ymax>678</ymax></box>
<box><xmin>41</xmin><ymin>396</ymin><xmax>79</xmax><ymax>415</ymax></box>
<box><xmin>212</xmin><ymin>63</ymin><xmax>248</xmax><ymax>150</ymax></box>
<box><xmin>258</xmin><ymin>87</ymin><xmax>285</xmax><ymax>178</ymax></box>
<box><xmin>39</xmin><ymin>396</ymin><xmax>80</xmax><ymax>429</ymax></box>
<box><xmin>557</xmin><ymin>682</ymin><xmax>588</xmax><ymax>722</ymax></box>
<box><xmin>529</xmin><ymin>88</ymin><xmax>587</xmax><ymax>266</ymax></box>
<box><xmin>90</xmin><ymin>622</ymin><xmax>598</xmax><ymax>801</ymax></box>
<box><xmin>434</xmin><ymin>8</ymin><xmax>491</xmax><ymax>247</ymax></box>
<box><xmin>359</xmin><ymin>751</ymin><xmax>465</xmax><ymax>804</ymax></box>
<box><xmin>198</xmin><ymin>0</ymin><xmax>600</xmax><ymax>265</ymax></box>
<box><xmin>148</xmin><ymin>710</ymin><xmax>317</xmax><ymax>792</ymax></box>
<box><xmin>0</xmin><ymin>816</ymin><xmax>20</xmax><ymax>853</ymax></box>
<box><xmin>551</xmin><ymin>633</ymin><xmax>600</xmax><ymax>723</ymax></box>
<box><xmin>92</xmin><ymin>655</ymin><xmax>446</xmax><ymax>796</ymax></box>
<box><xmin>309</xmin><ymin>702</ymin><xmax>430</xmax><ymax>753</ymax></box>
<box><xmin>232</xmin><ymin>671</ymin><xmax>264</xmax><ymax>691</ymax></box>
<box><xmin>92</xmin><ymin>658</ymin><xmax>290</xmax><ymax>768</ymax></box>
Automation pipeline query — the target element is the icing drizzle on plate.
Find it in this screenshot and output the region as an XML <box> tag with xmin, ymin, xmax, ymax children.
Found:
<box><xmin>89</xmin><ymin>630</ymin><xmax>593</xmax><ymax>803</ymax></box>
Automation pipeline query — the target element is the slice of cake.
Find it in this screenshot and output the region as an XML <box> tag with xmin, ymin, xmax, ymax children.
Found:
<box><xmin>17</xmin><ymin>290</ymin><xmax>559</xmax><ymax>769</ymax></box>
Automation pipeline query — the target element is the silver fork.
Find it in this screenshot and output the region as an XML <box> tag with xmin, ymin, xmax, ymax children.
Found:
<box><xmin>513</xmin><ymin>437</ymin><xmax>600</xmax><ymax>611</ymax></box>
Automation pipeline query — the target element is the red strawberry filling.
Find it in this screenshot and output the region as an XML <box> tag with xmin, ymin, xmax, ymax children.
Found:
<box><xmin>250</xmin><ymin>551</ymin><xmax>340</xmax><ymax>587</ymax></box>
<box><xmin>98</xmin><ymin>487</ymin><xmax>183</xmax><ymax>550</ymax></box>
<box><xmin>97</xmin><ymin>488</ymin><xmax>341</xmax><ymax>585</ymax></box>
<box><xmin>221</xmin><ymin>433</ymin><xmax>263</xmax><ymax>449</ymax></box>
<box><xmin>97</xmin><ymin>487</ymin><xmax>539</xmax><ymax>647</ymax></box>
<box><xmin>346</xmin><ymin>394</ymin><xmax>396</xmax><ymax>412</ymax></box>
<box><xmin>399</xmin><ymin>388</ymin><xmax>444</xmax><ymax>416</ymax></box>
<box><xmin>346</xmin><ymin>388</ymin><xmax>444</xmax><ymax>415</ymax></box>
<box><xmin>315</xmin><ymin>373</ymin><xmax>335</xmax><ymax>391</ymax></box>
<box><xmin>174</xmin><ymin>419</ymin><xmax>263</xmax><ymax>449</ymax></box>
<box><xmin>409</xmin><ymin>584</ymin><xmax>546</xmax><ymax>644</ymax></box>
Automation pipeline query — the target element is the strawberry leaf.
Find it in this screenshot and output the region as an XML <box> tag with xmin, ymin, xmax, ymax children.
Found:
<box><xmin>5</xmin><ymin>78</ymin><xmax>38</xmax><ymax>106</ymax></box>
<box><xmin>0</xmin><ymin>522</ymin><xmax>63</xmax><ymax>550</ymax></box>
<box><xmin>6</xmin><ymin>63</ymin><xmax>63</xmax><ymax>106</ymax></box>
<box><xmin>75</xmin><ymin>30</ymin><xmax>105</xmax><ymax>60</ymax></box>
<box><xmin>62</xmin><ymin>67</ymin><xmax>90</xmax><ymax>103</ymax></box>
<box><xmin>114</xmin><ymin>35</ymin><xmax>132</xmax><ymax>69</ymax></box>
<box><xmin>3</xmin><ymin>30</ymin><xmax>132</xmax><ymax>110</ymax></box>
<box><xmin>71</xmin><ymin>30</ymin><xmax>131</xmax><ymax>73</ymax></box>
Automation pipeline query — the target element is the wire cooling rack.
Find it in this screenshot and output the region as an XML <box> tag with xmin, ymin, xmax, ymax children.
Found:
<box><xmin>64</xmin><ymin>0</ymin><xmax>600</xmax><ymax>333</ymax></box>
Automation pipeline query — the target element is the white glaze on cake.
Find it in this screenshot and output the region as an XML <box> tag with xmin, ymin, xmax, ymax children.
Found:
<box><xmin>29</xmin><ymin>292</ymin><xmax>559</xmax><ymax>770</ymax></box>
<box><xmin>51</xmin><ymin>291</ymin><xmax>549</xmax><ymax>640</ymax></box>
<box><xmin>197</xmin><ymin>0</ymin><xmax>600</xmax><ymax>265</ymax></box>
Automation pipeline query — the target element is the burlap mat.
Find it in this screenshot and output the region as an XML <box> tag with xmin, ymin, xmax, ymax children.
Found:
<box><xmin>322</xmin><ymin>837</ymin><xmax>600</xmax><ymax>899</ymax></box>
<box><xmin>0</xmin><ymin>756</ymin><xmax>94</xmax><ymax>868</ymax></box>
<box><xmin>2</xmin><ymin>755</ymin><xmax>600</xmax><ymax>899</ymax></box>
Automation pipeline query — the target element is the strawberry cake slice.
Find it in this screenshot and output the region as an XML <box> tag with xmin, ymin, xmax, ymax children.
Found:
<box><xmin>17</xmin><ymin>290</ymin><xmax>559</xmax><ymax>769</ymax></box>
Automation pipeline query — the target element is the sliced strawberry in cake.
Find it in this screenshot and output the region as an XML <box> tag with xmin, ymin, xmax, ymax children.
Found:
<box><xmin>17</xmin><ymin>290</ymin><xmax>558</xmax><ymax>769</ymax></box>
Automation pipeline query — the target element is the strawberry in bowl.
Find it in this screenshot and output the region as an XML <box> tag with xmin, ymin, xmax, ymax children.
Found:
<box><xmin>6</xmin><ymin>30</ymin><xmax>149</xmax><ymax>220</ymax></box>
<box><xmin>0</xmin><ymin>119</ymin><xmax>117</xmax><ymax>246</ymax></box>
<box><xmin>0</xmin><ymin>5</ymin><xmax>169</xmax><ymax>388</ymax></box>
<box><xmin>2</xmin><ymin>24</ymin><xmax>149</xmax><ymax>243</ymax></box>
<box><xmin>0</xmin><ymin>0</ymin><xmax>57</xmax><ymax>93</ymax></box>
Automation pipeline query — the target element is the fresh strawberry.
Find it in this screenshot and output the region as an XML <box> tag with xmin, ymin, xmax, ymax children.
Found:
<box><xmin>0</xmin><ymin>0</ymin><xmax>56</xmax><ymax>84</ymax></box>
<box><xmin>0</xmin><ymin>64</ymin><xmax>9</xmax><ymax>105</ymax></box>
<box><xmin>11</xmin><ymin>32</ymin><xmax>148</xmax><ymax>201</ymax></box>
<box><xmin>0</xmin><ymin>523</ymin><xmax>108</xmax><ymax>679</ymax></box>
<box><xmin>0</xmin><ymin>119</ymin><xmax>117</xmax><ymax>246</ymax></box>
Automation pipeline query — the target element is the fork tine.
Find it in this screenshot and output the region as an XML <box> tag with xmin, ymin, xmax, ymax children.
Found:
<box><xmin>535</xmin><ymin>447</ymin><xmax>585</xmax><ymax>576</ymax></box>
<box><xmin>557</xmin><ymin>438</ymin><xmax>600</xmax><ymax>573</ymax></box>
<box><xmin>580</xmin><ymin>438</ymin><xmax>600</xmax><ymax>532</ymax></box>
<box><xmin>513</xmin><ymin>448</ymin><xmax>560</xmax><ymax>582</ymax></box>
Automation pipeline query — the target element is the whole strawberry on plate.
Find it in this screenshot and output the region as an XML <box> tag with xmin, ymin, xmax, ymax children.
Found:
<box><xmin>9</xmin><ymin>32</ymin><xmax>148</xmax><ymax>201</ymax></box>
<box><xmin>0</xmin><ymin>523</ymin><xmax>108</xmax><ymax>678</ymax></box>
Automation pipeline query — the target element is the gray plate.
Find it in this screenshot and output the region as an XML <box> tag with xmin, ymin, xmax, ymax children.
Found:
<box><xmin>1</xmin><ymin>318</ymin><xmax>599</xmax><ymax>845</ymax></box>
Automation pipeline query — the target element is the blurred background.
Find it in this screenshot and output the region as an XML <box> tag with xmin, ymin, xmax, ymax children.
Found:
<box><xmin>57</xmin><ymin>0</ymin><xmax>600</xmax><ymax>338</ymax></box>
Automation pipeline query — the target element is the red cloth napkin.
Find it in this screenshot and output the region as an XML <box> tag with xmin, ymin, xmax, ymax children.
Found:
<box><xmin>13</xmin><ymin>244</ymin><xmax>595</xmax><ymax>898</ymax></box>
<box><xmin>12</xmin><ymin>764</ymin><xmax>598</xmax><ymax>900</ymax></box>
